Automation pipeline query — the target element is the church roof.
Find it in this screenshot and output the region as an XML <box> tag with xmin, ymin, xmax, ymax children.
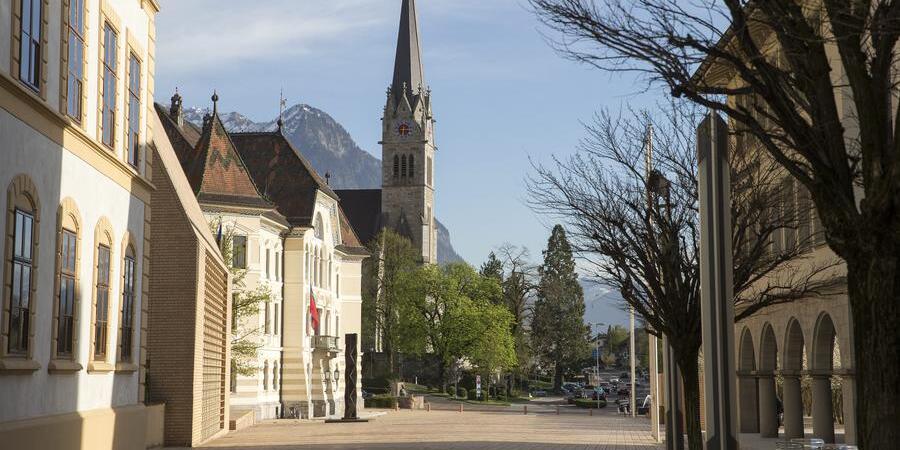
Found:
<box><xmin>230</xmin><ymin>131</ymin><xmax>338</xmax><ymax>227</ymax></box>
<box><xmin>334</xmin><ymin>189</ymin><xmax>383</xmax><ymax>245</ymax></box>
<box><xmin>392</xmin><ymin>0</ymin><xmax>425</xmax><ymax>99</ymax></box>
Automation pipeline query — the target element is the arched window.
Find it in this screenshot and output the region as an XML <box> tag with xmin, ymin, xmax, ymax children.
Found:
<box><xmin>273</xmin><ymin>362</ymin><xmax>279</xmax><ymax>391</ymax></box>
<box><xmin>4</xmin><ymin>175</ymin><xmax>41</xmax><ymax>366</ymax></box>
<box><xmin>263</xmin><ymin>360</ymin><xmax>269</xmax><ymax>390</ymax></box>
<box><xmin>53</xmin><ymin>198</ymin><xmax>81</xmax><ymax>366</ymax></box>
<box><xmin>119</xmin><ymin>242</ymin><xmax>137</xmax><ymax>363</ymax></box>
<box><xmin>409</xmin><ymin>155</ymin><xmax>415</xmax><ymax>179</ymax></box>
<box><xmin>90</xmin><ymin>217</ymin><xmax>115</xmax><ymax>370</ymax></box>
<box><xmin>393</xmin><ymin>155</ymin><xmax>400</xmax><ymax>179</ymax></box>
<box><xmin>401</xmin><ymin>155</ymin><xmax>408</xmax><ymax>178</ymax></box>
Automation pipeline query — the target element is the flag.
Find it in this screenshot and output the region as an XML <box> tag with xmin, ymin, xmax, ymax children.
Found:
<box><xmin>215</xmin><ymin>218</ymin><xmax>223</xmax><ymax>246</ymax></box>
<box><xmin>309</xmin><ymin>287</ymin><xmax>320</xmax><ymax>335</ymax></box>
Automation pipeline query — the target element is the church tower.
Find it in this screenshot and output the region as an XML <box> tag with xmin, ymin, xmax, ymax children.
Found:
<box><xmin>382</xmin><ymin>0</ymin><xmax>437</xmax><ymax>264</ymax></box>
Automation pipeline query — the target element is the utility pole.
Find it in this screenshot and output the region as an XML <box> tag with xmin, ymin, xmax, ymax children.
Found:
<box><xmin>630</xmin><ymin>308</ymin><xmax>636</xmax><ymax>417</ymax></box>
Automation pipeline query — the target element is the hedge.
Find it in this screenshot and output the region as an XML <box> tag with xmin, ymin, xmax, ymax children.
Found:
<box><xmin>365</xmin><ymin>395</ymin><xmax>398</xmax><ymax>409</ymax></box>
<box><xmin>574</xmin><ymin>399</ymin><xmax>607</xmax><ymax>409</ymax></box>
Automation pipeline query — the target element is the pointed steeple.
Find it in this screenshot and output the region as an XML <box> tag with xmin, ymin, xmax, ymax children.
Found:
<box><xmin>391</xmin><ymin>0</ymin><xmax>425</xmax><ymax>102</ymax></box>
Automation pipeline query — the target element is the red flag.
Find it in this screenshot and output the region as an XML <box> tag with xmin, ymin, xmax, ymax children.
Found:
<box><xmin>309</xmin><ymin>288</ymin><xmax>320</xmax><ymax>335</ymax></box>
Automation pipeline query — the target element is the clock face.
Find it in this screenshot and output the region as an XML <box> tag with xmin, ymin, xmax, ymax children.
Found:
<box><xmin>396</xmin><ymin>121</ymin><xmax>413</xmax><ymax>138</ymax></box>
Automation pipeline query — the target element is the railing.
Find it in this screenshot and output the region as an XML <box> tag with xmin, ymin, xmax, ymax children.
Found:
<box><xmin>312</xmin><ymin>335</ymin><xmax>339</xmax><ymax>352</ymax></box>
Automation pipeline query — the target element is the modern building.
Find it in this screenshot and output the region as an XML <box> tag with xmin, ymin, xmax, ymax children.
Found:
<box><xmin>338</xmin><ymin>0</ymin><xmax>438</xmax><ymax>266</ymax></box>
<box><xmin>0</xmin><ymin>0</ymin><xmax>163</xmax><ymax>448</ymax></box>
<box><xmin>155</xmin><ymin>93</ymin><xmax>368</xmax><ymax>421</ymax></box>
<box><xmin>695</xmin><ymin>20</ymin><xmax>858</xmax><ymax>445</ymax></box>
<box><xmin>146</xmin><ymin>110</ymin><xmax>232</xmax><ymax>447</ymax></box>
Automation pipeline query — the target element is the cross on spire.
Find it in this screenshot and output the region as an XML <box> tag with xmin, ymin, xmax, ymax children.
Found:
<box><xmin>278</xmin><ymin>89</ymin><xmax>287</xmax><ymax>131</ymax></box>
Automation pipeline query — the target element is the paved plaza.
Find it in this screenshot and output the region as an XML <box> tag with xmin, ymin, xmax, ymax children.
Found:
<box><xmin>182</xmin><ymin>406</ymin><xmax>662</xmax><ymax>450</ymax></box>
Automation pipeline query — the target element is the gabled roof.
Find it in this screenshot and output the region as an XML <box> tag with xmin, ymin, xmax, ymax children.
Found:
<box><xmin>230</xmin><ymin>131</ymin><xmax>338</xmax><ymax>227</ymax></box>
<box><xmin>334</xmin><ymin>189</ymin><xmax>384</xmax><ymax>245</ymax></box>
<box><xmin>392</xmin><ymin>0</ymin><xmax>425</xmax><ymax>100</ymax></box>
<box><xmin>154</xmin><ymin>102</ymin><xmax>203</xmax><ymax>164</ymax></box>
<box><xmin>336</xmin><ymin>206</ymin><xmax>369</xmax><ymax>257</ymax></box>
<box><xmin>155</xmin><ymin>104</ymin><xmax>274</xmax><ymax>210</ymax></box>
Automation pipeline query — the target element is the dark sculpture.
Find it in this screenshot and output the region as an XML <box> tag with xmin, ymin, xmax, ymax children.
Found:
<box><xmin>343</xmin><ymin>333</ymin><xmax>359</xmax><ymax>420</ymax></box>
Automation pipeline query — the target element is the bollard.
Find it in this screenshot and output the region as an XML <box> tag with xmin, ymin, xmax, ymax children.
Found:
<box><xmin>395</xmin><ymin>402</ymin><xmax>400</xmax><ymax>412</ymax></box>
<box><xmin>523</xmin><ymin>405</ymin><xmax>528</xmax><ymax>415</ymax></box>
<box><xmin>426</xmin><ymin>403</ymin><xmax>431</xmax><ymax>412</ymax></box>
<box><xmin>589</xmin><ymin>408</ymin><xmax>593</xmax><ymax>416</ymax></box>
<box><xmin>556</xmin><ymin>406</ymin><xmax>560</xmax><ymax>415</ymax></box>
<box><xmin>459</xmin><ymin>403</ymin><xmax>464</xmax><ymax>413</ymax></box>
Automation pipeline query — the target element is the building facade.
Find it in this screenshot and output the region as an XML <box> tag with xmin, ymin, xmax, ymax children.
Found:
<box><xmin>156</xmin><ymin>96</ymin><xmax>367</xmax><ymax>421</ymax></box>
<box><xmin>0</xmin><ymin>0</ymin><xmax>161</xmax><ymax>448</ymax></box>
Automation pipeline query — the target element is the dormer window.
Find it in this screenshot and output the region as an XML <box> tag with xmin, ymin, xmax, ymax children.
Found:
<box><xmin>314</xmin><ymin>213</ymin><xmax>325</xmax><ymax>240</ymax></box>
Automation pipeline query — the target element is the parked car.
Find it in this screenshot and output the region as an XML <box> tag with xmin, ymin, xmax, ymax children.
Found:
<box><xmin>591</xmin><ymin>388</ymin><xmax>607</xmax><ymax>401</ymax></box>
<box><xmin>531</xmin><ymin>389</ymin><xmax>548</xmax><ymax>398</ymax></box>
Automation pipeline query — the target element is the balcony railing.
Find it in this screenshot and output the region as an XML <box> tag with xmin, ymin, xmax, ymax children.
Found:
<box><xmin>312</xmin><ymin>335</ymin><xmax>340</xmax><ymax>352</ymax></box>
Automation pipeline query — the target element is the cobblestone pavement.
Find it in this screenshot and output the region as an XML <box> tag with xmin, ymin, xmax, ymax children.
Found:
<box><xmin>190</xmin><ymin>407</ymin><xmax>663</xmax><ymax>450</ymax></box>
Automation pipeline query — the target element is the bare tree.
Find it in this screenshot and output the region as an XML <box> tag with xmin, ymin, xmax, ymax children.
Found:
<box><xmin>529</xmin><ymin>1</ymin><xmax>900</xmax><ymax>445</ymax></box>
<box><xmin>527</xmin><ymin>103</ymin><xmax>837</xmax><ymax>448</ymax></box>
<box><xmin>495</xmin><ymin>244</ymin><xmax>538</xmax><ymax>392</ymax></box>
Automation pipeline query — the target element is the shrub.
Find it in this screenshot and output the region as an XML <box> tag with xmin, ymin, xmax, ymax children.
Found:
<box><xmin>574</xmin><ymin>398</ymin><xmax>607</xmax><ymax>409</ymax></box>
<box><xmin>456</xmin><ymin>387</ymin><xmax>468</xmax><ymax>399</ymax></box>
<box><xmin>467</xmin><ymin>389</ymin><xmax>477</xmax><ymax>400</ymax></box>
<box><xmin>364</xmin><ymin>395</ymin><xmax>398</xmax><ymax>409</ymax></box>
<box><xmin>445</xmin><ymin>385</ymin><xmax>455</xmax><ymax>396</ymax></box>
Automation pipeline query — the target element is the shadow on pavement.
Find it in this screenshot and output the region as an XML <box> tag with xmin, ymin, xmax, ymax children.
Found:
<box><xmin>195</xmin><ymin>442</ymin><xmax>661</xmax><ymax>450</ymax></box>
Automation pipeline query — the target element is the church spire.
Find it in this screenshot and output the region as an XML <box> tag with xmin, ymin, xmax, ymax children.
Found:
<box><xmin>391</xmin><ymin>0</ymin><xmax>425</xmax><ymax>101</ymax></box>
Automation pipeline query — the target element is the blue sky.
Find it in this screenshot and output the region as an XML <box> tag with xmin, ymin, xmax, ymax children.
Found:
<box><xmin>155</xmin><ymin>0</ymin><xmax>656</xmax><ymax>322</ymax></box>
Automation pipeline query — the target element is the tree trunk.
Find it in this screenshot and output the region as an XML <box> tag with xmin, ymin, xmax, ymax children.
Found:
<box><xmin>677</xmin><ymin>351</ymin><xmax>703</xmax><ymax>450</ymax></box>
<box><xmin>553</xmin><ymin>364</ymin><xmax>564</xmax><ymax>393</ymax></box>
<box><xmin>846</xmin><ymin>257</ymin><xmax>900</xmax><ymax>448</ymax></box>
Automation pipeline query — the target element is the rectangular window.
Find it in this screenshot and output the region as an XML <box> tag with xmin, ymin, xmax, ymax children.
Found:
<box><xmin>266</xmin><ymin>249</ymin><xmax>271</xmax><ymax>279</ymax></box>
<box><xmin>94</xmin><ymin>245</ymin><xmax>111</xmax><ymax>358</ymax></box>
<box><xmin>274</xmin><ymin>307</ymin><xmax>280</xmax><ymax>336</ymax></box>
<box><xmin>57</xmin><ymin>230</ymin><xmax>77</xmax><ymax>357</ymax></box>
<box><xmin>101</xmin><ymin>23</ymin><xmax>118</xmax><ymax>148</ymax></box>
<box><xmin>18</xmin><ymin>0</ymin><xmax>43</xmax><ymax>91</ymax></box>
<box><xmin>783</xmin><ymin>180</ymin><xmax>797</xmax><ymax>250</ymax></box>
<box><xmin>66</xmin><ymin>0</ymin><xmax>85</xmax><ymax>120</ymax></box>
<box><xmin>264</xmin><ymin>303</ymin><xmax>271</xmax><ymax>335</ymax></box>
<box><xmin>232</xmin><ymin>236</ymin><xmax>247</xmax><ymax>269</ymax></box>
<box><xmin>126</xmin><ymin>53</ymin><xmax>141</xmax><ymax>168</ymax></box>
<box><xmin>275</xmin><ymin>252</ymin><xmax>280</xmax><ymax>281</ymax></box>
<box><xmin>9</xmin><ymin>210</ymin><xmax>34</xmax><ymax>354</ymax></box>
<box><xmin>120</xmin><ymin>255</ymin><xmax>136</xmax><ymax>361</ymax></box>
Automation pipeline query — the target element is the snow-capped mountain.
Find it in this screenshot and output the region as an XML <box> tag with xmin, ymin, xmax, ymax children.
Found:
<box><xmin>184</xmin><ymin>103</ymin><xmax>464</xmax><ymax>264</ymax></box>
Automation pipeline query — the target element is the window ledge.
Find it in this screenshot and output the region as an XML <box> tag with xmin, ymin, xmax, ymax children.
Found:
<box><xmin>0</xmin><ymin>357</ymin><xmax>42</xmax><ymax>374</ymax></box>
<box><xmin>88</xmin><ymin>361</ymin><xmax>115</xmax><ymax>373</ymax></box>
<box><xmin>115</xmin><ymin>362</ymin><xmax>138</xmax><ymax>373</ymax></box>
<box><xmin>49</xmin><ymin>360</ymin><xmax>83</xmax><ymax>374</ymax></box>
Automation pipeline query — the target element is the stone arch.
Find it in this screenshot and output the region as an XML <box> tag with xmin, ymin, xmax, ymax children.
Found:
<box><xmin>2</xmin><ymin>174</ymin><xmax>42</xmax><ymax>363</ymax></box>
<box><xmin>759</xmin><ymin>323</ymin><xmax>778</xmax><ymax>373</ymax></box>
<box><xmin>739</xmin><ymin>327</ymin><xmax>756</xmax><ymax>372</ymax></box>
<box><xmin>783</xmin><ymin>318</ymin><xmax>805</xmax><ymax>371</ymax></box>
<box><xmin>811</xmin><ymin>312</ymin><xmax>836</xmax><ymax>372</ymax></box>
<box><xmin>738</xmin><ymin>327</ymin><xmax>760</xmax><ymax>433</ymax></box>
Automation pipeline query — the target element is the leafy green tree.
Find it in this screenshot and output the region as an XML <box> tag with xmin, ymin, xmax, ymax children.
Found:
<box><xmin>396</xmin><ymin>263</ymin><xmax>512</xmax><ymax>389</ymax></box>
<box><xmin>530</xmin><ymin>225</ymin><xmax>591</xmax><ymax>391</ymax></box>
<box><xmin>361</xmin><ymin>230</ymin><xmax>420</xmax><ymax>375</ymax></box>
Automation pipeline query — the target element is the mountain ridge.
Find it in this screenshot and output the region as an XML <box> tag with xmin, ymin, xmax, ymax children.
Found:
<box><xmin>184</xmin><ymin>104</ymin><xmax>464</xmax><ymax>264</ymax></box>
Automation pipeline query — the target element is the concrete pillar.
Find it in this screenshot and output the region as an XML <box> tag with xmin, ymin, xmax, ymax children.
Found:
<box><xmin>758</xmin><ymin>374</ymin><xmax>778</xmax><ymax>438</ymax></box>
<box><xmin>738</xmin><ymin>374</ymin><xmax>759</xmax><ymax>433</ymax></box>
<box><xmin>650</xmin><ymin>335</ymin><xmax>661</xmax><ymax>442</ymax></box>
<box><xmin>697</xmin><ymin>111</ymin><xmax>740</xmax><ymax>450</ymax></box>
<box><xmin>664</xmin><ymin>336</ymin><xmax>684</xmax><ymax>450</ymax></box>
<box><xmin>811</xmin><ymin>375</ymin><xmax>835</xmax><ymax>443</ymax></box>
<box><xmin>782</xmin><ymin>374</ymin><xmax>804</xmax><ymax>439</ymax></box>
<box><xmin>840</xmin><ymin>374</ymin><xmax>857</xmax><ymax>445</ymax></box>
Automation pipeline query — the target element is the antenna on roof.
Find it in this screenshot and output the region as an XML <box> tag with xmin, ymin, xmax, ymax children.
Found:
<box><xmin>278</xmin><ymin>88</ymin><xmax>287</xmax><ymax>132</ymax></box>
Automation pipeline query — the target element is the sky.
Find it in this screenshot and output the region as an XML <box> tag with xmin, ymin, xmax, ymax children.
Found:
<box><xmin>155</xmin><ymin>0</ymin><xmax>659</xmax><ymax>324</ymax></box>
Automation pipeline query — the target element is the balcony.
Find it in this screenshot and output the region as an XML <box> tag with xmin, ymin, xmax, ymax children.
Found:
<box><xmin>312</xmin><ymin>335</ymin><xmax>340</xmax><ymax>354</ymax></box>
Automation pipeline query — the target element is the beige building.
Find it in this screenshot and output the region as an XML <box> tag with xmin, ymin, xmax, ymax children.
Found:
<box><xmin>0</xmin><ymin>0</ymin><xmax>166</xmax><ymax>448</ymax></box>
<box><xmin>155</xmin><ymin>94</ymin><xmax>368</xmax><ymax>420</ymax></box>
<box><xmin>695</xmin><ymin>11</ymin><xmax>858</xmax><ymax>445</ymax></box>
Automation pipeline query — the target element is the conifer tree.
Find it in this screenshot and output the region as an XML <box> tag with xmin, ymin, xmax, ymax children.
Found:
<box><xmin>531</xmin><ymin>225</ymin><xmax>590</xmax><ymax>392</ymax></box>
<box><xmin>480</xmin><ymin>252</ymin><xmax>505</xmax><ymax>305</ymax></box>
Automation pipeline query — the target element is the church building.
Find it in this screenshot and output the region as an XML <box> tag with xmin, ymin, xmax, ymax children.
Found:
<box><xmin>338</xmin><ymin>0</ymin><xmax>438</xmax><ymax>265</ymax></box>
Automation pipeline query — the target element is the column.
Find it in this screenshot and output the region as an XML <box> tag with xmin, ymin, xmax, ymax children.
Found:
<box><xmin>650</xmin><ymin>335</ymin><xmax>661</xmax><ymax>441</ymax></box>
<box><xmin>738</xmin><ymin>373</ymin><xmax>760</xmax><ymax>433</ymax></box>
<box><xmin>664</xmin><ymin>336</ymin><xmax>685</xmax><ymax>450</ymax></box>
<box><xmin>811</xmin><ymin>374</ymin><xmax>835</xmax><ymax>443</ymax></box>
<box><xmin>840</xmin><ymin>374</ymin><xmax>857</xmax><ymax>445</ymax></box>
<box><xmin>782</xmin><ymin>374</ymin><xmax>804</xmax><ymax>439</ymax></box>
<box><xmin>758</xmin><ymin>374</ymin><xmax>778</xmax><ymax>438</ymax></box>
<box><xmin>697</xmin><ymin>111</ymin><xmax>740</xmax><ymax>449</ymax></box>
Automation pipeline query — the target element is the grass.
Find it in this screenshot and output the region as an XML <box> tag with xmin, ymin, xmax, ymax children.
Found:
<box><xmin>529</xmin><ymin>379</ymin><xmax>553</xmax><ymax>390</ymax></box>
<box><xmin>574</xmin><ymin>398</ymin><xmax>608</xmax><ymax>409</ymax></box>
